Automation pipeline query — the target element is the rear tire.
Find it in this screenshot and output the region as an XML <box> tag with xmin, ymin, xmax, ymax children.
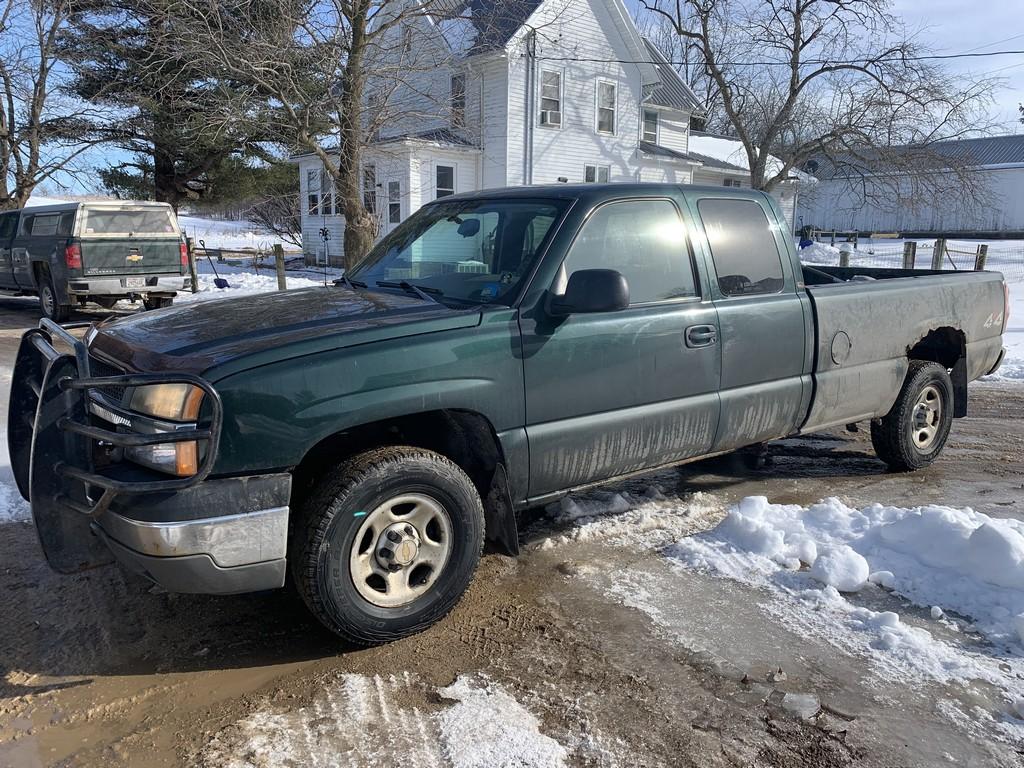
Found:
<box><xmin>292</xmin><ymin>446</ymin><xmax>485</xmax><ymax>646</ymax></box>
<box><xmin>37</xmin><ymin>268</ymin><xmax>70</xmax><ymax>322</ymax></box>
<box><xmin>871</xmin><ymin>360</ymin><xmax>954</xmax><ymax>471</ymax></box>
<box><xmin>142</xmin><ymin>296</ymin><xmax>173</xmax><ymax>310</ymax></box>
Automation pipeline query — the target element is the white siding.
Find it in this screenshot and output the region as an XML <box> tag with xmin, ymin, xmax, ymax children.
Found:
<box><xmin>505</xmin><ymin>0</ymin><xmax>648</xmax><ymax>185</ymax></box>
<box><xmin>637</xmin><ymin>162</ymin><xmax>693</xmax><ymax>184</ymax></box>
<box><xmin>652</xmin><ymin>109</ymin><xmax>690</xmax><ymax>155</ymax></box>
<box><xmin>797</xmin><ymin>167</ymin><xmax>1024</xmax><ymax>234</ymax></box>
<box><xmin>475</xmin><ymin>59</ymin><xmax>509</xmax><ymax>189</ymax></box>
<box><xmin>411</xmin><ymin>148</ymin><xmax>480</xmax><ymax>205</ymax></box>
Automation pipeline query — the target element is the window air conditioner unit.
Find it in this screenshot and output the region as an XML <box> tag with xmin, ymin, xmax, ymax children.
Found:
<box><xmin>540</xmin><ymin>110</ymin><xmax>562</xmax><ymax>127</ymax></box>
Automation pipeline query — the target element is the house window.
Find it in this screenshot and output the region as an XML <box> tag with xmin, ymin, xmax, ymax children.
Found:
<box><xmin>306</xmin><ymin>168</ymin><xmax>321</xmax><ymax>215</ymax></box>
<box><xmin>388</xmin><ymin>181</ymin><xmax>402</xmax><ymax>224</ymax></box>
<box><xmin>539</xmin><ymin>70</ymin><xmax>562</xmax><ymax>128</ymax></box>
<box><xmin>450</xmin><ymin>74</ymin><xmax>466</xmax><ymax>129</ymax></box>
<box><xmin>402</xmin><ymin>25</ymin><xmax>413</xmax><ymax>54</ymax></box>
<box><xmin>436</xmin><ymin>164</ymin><xmax>455</xmax><ymax>198</ymax></box>
<box><xmin>584</xmin><ymin>164</ymin><xmax>610</xmax><ymax>183</ymax></box>
<box><xmin>723</xmin><ymin>178</ymin><xmax>742</xmax><ymax>188</ymax></box>
<box><xmin>596</xmin><ymin>80</ymin><xmax>616</xmax><ymax>134</ymax></box>
<box><xmin>363</xmin><ymin>165</ymin><xmax>377</xmax><ymax>214</ymax></box>
<box><xmin>324</xmin><ymin>171</ymin><xmax>338</xmax><ymax>215</ymax></box>
<box><xmin>642</xmin><ymin>109</ymin><xmax>659</xmax><ymax>143</ymax></box>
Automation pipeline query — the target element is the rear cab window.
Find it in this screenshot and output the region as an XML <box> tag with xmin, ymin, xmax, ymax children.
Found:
<box><xmin>696</xmin><ymin>197</ymin><xmax>786</xmax><ymax>296</ymax></box>
<box><xmin>558</xmin><ymin>199</ymin><xmax>697</xmax><ymax>304</ymax></box>
<box><xmin>81</xmin><ymin>208</ymin><xmax>178</xmax><ymax>237</ymax></box>
<box><xmin>0</xmin><ymin>212</ymin><xmax>18</xmax><ymax>241</ymax></box>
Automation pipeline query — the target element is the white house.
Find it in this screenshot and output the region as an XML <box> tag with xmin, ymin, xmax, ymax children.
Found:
<box><xmin>294</xmin><ymin>0</ymin><xmax>771</xmax><ymax>263</ymax></box>
<box><xmin>796</xmin><ymin>134</ymin><xmax>1024</xmax><ymax>236</ymax></box>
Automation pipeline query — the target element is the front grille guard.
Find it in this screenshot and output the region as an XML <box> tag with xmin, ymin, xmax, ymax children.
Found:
<box><xmin>15</xmin><ymin>318</ymin><xmax>223</xmax><ymax>519</ymax></box>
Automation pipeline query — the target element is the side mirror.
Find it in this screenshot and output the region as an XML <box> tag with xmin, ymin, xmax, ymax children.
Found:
<box><xmin>549</xmin><ymin>269</ymin><xmax>629</xmax><ymax>316</ymax></box>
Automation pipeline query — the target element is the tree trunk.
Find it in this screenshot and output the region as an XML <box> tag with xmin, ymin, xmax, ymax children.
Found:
<box><xmin>153</xmin><ymin>143</ymin><xmax>181</xmax><ymax>211</ymax></box>
<box><xmin>337</xmin><ymin>2</ymin><xmax>376</xmax><ymax>270</ymax></box>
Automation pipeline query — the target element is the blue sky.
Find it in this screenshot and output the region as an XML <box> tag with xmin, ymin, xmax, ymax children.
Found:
<box><xmin>894</xmin><ymin>0</ymin><xmax>1023</xmax><ymax>129</ymax></box>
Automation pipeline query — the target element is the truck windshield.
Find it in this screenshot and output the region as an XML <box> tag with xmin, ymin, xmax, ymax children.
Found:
<box><xmin>350</xmin><ymin>198</ymin><xmax>568</xmax><ymax>305</ymax></box>
<box><xmin>82</xmin><ymin>209</ymin><xmax>177</xmax><ymax>236</ymax></box>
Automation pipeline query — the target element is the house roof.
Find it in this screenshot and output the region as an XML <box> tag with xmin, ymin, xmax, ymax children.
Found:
<box><xmin>640</xmin><ymin>39</ymin><xmax>705</xmax><ymax>114</ymax></box>
<box><xmin>808</xmin><ymin>133</ymin><xmax>1024</xmax><ymax>179</ymax></box>
<box><xmin>288</xmin><ymin>128</ymin><xmax>476</xmax><ymax>160</ymax></box>
<box><xmin>376</xmin><ymin>128</ymin><xmax>476</xmax><ymax>147</ymax></box>
<box><xmin>464</xmin><ymin>0</ymin><xmax>543</xmax><ymax>54</ymax></box>
<box><xmin>639</xmin><ymin>140</ymin><xmax>747</xmax><ymax>172</ymax></box>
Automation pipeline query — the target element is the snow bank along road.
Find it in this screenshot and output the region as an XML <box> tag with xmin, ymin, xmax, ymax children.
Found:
<box><xmin>0</xmin><ymin>281</ymin><xmax>1022</xmax><ymax>766</ymax></box>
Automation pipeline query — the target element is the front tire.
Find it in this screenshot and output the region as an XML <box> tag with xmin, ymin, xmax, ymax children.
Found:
<box><xmin>292</xmin><ymin>447</ymin><xmax>485</xmax><ymax>645</ymax></box>
<box><xmin>871</xmin><ymin>360</ymin><xmax>954</xmax><ymax>471</ymax></box>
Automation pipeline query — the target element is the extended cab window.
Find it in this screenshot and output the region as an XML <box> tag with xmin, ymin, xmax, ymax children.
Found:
<box><xmin>697</xmin><ymin>198</ymin><xmax>785</xmax><ymax>296</ymax></box>
<box><xmin>29</xmin><ymin>214</ymin><xmax>61</xmax><ymax>236</ymax></box>
<box><xmin>0</xmin><ymin>212</ymin><xmax>18</xmax><ymax>240</ymax></box>
<box><xmin>560</xmin><ymin>199</ymin><xmax>695</xmax><ymax>304</ymax></box>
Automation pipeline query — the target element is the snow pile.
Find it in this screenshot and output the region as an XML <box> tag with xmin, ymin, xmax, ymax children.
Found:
<box><xmin>0</xmin><ymin>480</ymin><xmax>30</xmax><ymax>524</ymax></box>
<box><xmin>539</xmin><ymin>489</ymin><xmax>723</xmax><ymax>550</ymax></box>
<box><xmin>670</xmin><ymin>496</ymin><xmax>1024</xmax><ymax>648</ymax></box>
<box><xmin>176</xmin><ymin>271</ymin><xmax>325</xmax><ymax>304</ymax></box>
<box><xmin>798</xmin><ymin>241</ymin><xmax>841</xmax><ymax>265</ymax></box>
<box><xmin>438</xmin><ymin>677</ymin><xmax>568</xmax><ymax>768</ymax></box>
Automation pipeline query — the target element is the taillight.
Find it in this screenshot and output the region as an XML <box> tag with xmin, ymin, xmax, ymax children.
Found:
<box><xmin>65</xmin><ymin>241</ymin><xmax>82</xmax><ymax>269</ymax></box>
<box><xmin>179</xmin><ymin>241</ymin><xmax>189</xmax><ymax>268</ymax></box>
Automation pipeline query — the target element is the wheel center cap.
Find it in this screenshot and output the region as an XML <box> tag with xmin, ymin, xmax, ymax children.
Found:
<box><xmin>377</xmin><ymin>523</ymin><xmax>420</xmax><ymax>568</ymax></box>
<box><xmin>394</xmin><ymin>538</ymin><xmax>418</xmax><ymax>566</ymax></box>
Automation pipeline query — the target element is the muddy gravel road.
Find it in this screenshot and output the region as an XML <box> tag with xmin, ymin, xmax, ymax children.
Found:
<box><xmin>0</xmin><ymin>296</ymin><xmax>1022</xmax><ymax>767</ymax></box>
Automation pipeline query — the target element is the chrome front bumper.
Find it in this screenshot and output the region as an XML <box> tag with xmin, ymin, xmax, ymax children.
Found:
<box><xmin>93</xmin><ymin>506</ymin><xmax>289</xmax><ymax>594</ymax></box>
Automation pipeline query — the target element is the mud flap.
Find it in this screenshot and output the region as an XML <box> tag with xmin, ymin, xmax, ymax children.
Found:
<box><xmin>28</xmin><ymin>350</ymin><xmax>113</xmax><ymax>573</ymax></box>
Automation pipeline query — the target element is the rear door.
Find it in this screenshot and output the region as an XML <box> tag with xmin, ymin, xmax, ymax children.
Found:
<box><xmin>78</xmin><ymin>206</ymin><xmax>182</xmax><ymax>279</ymax></box>
<box><xmin>13</xmin><ymin>210</ymin><xmax>68</xmax><ymax>289</ymax></box>
<box><xmin>521</xmin><ymin>196</ymin><xmax>721</xmax><ymax>498</ymax></box>
<box><xmin>0</xmin><ymin>211</ymin><xmax>19</xmax><ymax>288</ymax></box>
<box><xmin>688</xmin><ymin>194</ymin><xmax>812</xmax><ymax>451</ymax></box>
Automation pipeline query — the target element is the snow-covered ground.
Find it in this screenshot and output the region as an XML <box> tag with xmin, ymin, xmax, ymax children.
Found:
<box><xmin>540</xmin><ymin>489</ymin><xmax>1024</xmax><ymax>744</ymax></box>
<box><xmin>200</xmin><ymin>673</ymin><xmax>570</xmax><ymax>768</ymax></box>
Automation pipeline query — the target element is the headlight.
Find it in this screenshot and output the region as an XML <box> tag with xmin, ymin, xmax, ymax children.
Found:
<box><xmin>129</xmin><ymin>383</ymin><xmax>205</xmax><ymax>421</ymax></box>
<box><xmin>124</xmin><ymin>383</ymin><xmax>205</xmax><ymax>476</ymax></box>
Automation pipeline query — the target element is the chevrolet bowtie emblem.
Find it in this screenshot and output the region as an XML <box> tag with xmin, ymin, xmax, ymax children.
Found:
<box><xmin>127</xmin><ymin>254</ymin><xmax>143</xmax><ymax>262</ymax></box>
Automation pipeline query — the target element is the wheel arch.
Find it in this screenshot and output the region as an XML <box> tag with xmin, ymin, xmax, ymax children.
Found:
<box><xmin>290</xmin><ymin>408</ymin><xmax>519</xmax><ymax>555</ymax></box>
<box><xmin>907</xmin><ymin>326</ymin><xmax>967</xmax><ymax>417</ymax></box>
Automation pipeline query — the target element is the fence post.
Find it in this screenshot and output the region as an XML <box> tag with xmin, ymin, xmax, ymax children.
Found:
<box><xmin>932</xmin><ymin>238</ymin><xmax>946</xmax><ymax>270</ymax></box>
<box><xmin>902</xmin><ymin>241</ymin><xmax>917</xmax><ymax>269</ymax></box>
<box><xmin>186</xmin><ymin>236</ymin><xmax>199</xmax><ymax>293</ymax></box>
<box><xmin>273</xmin><ymin>244</ymin><xmax>287</xmax><ymax>291</ymax></box>
<box><xmin>838</xmin><ymin>242</ymin><xmax>852</xmax><ymax>267</ymax></box>
<box><xmin>974</xmin><ymin>244</ymin><xmax>988</xmax><ymax>271</ymax></box>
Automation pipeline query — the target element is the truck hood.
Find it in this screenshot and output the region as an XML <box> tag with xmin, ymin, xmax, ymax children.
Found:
<box><xmin>87</xmin><ymin>286</ymin><xmax>482</xmax><ymax>375</ymax></box>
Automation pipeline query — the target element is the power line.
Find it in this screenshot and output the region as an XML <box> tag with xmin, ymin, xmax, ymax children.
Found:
<box><xmin>532</xmin><ymin>48</ymin><xmax>1024</xmax><ymax>67</ymax></box>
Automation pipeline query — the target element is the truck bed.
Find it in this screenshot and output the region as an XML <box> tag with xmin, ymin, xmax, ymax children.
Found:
<box><xmin>799</xmin><ymin>266</ymin><xmax>1006</xmax><ymax>433</ymax></box>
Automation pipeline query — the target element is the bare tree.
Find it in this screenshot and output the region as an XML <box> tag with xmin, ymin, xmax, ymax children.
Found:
<box><xmin>0</xmin><ymin>0</ymin><xmax>104</xmax><ymax>209</ymax></box>
<box><xmin>244</xmin><ymin>191</ymin><xmax>302</xmax><ymax>249</ymax></box>
<box><xmin>148</xmin><ymin>0</ymin><xmax>529</xmax><ymax>268</ymax></box>
<box><xmin>637</xmin><ymin>0</ymin><xmax>996</xmax><ymax>206</ymax></box>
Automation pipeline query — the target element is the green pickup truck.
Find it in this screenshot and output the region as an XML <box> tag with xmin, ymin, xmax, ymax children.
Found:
<box><xmin>9</xmin><ymin>184</ymin><xmax>1008</xmax><ymax>645</ymax></box>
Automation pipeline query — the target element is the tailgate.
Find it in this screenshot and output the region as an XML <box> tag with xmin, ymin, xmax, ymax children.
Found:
<box><xmin>81</xmin><ymin>237</ymin><xmax>182</xmax><ymax>276</ymax></box>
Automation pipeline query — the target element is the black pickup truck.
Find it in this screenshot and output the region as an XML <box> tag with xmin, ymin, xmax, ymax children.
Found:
<box><xmin>9</xmin><ymin>184</ymin><xmax>1007</xmax><ymax>645</ymax></box>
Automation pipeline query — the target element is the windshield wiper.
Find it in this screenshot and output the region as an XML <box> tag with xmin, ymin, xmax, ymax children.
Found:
<box><xmin>334</xmin><ymin>274</ymin><xmax>367</xmax><ymax>290</ymax></box>
<box><xmin>375</xmin><ymin>280</ymin><xmax>444</xmax><ymax>304</ymax></box>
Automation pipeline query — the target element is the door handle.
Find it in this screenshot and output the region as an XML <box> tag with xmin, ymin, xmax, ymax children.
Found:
<box><xmin>685</xmin><ymin>324</ymin><xmax>717</xmax><ymax>348</ymax></box>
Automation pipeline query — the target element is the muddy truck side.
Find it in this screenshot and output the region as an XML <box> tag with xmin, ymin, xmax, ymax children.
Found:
<box><xmin>8</xmin><ymin>184</ymin><xmax>1007</xmax><ymax>645</ymax></box>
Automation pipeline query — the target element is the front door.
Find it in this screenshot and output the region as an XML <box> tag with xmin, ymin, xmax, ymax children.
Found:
<box><xmin>521</xmin><ymin>197</ymin><xmax>721</xmax><ymax>498</ymax></box>
<box><xmin>688</xmin><ymin>194</ymin><xmax>811</xmax><ymax>451</ymax></box>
